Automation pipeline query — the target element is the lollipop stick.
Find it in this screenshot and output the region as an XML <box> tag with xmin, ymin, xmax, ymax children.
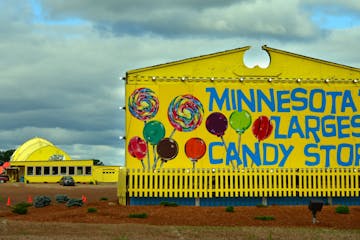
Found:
<box><xmin>159</xmin><ymin>161</ymin><xmax>164</xmax><ymax>169</ymax></box>
<box><xmin>237</xmin><ymin>134</ymin><xmax>241</xmax><ymax>168</ymax></box>
<box><xmin>152</xmin><ymin>145</ymin><xmax>157</xmax><ymax>168</ymax></box>
<box><xmin>251</xmin><ymin>140</ymin><xmax>259</xmax><ymax>168</ymax></box>
<box><xmin>141</xmin><ymin>160</ymin><xmax>145</xmax><ymax>169</ymax></box>
<box><xmin>192</xmin><ymin>160</ymin><xmax>196</xmax><ymax>169</ymax></box>
<box><xmin>146</xmin><ymin>142</ymin><xmax>150</xmax><ymax>170</ymax></box>
<box><xmin>221</xmin><ymin>135</ymin><xmax>236</xmax><ymax>170</ymax></box>
<box><xmin>152</xmin><ymin>156</ymin><xmax>160</xmax><ymax>170</ymax></box>
<box><xmin>169</xmin><ymin>128</ymin><xmax>176</xmax><ymax>139</ymax></box>
<box><xmin>143</xmin><ymin>121</ymin><xmax>150</xmax><ymax>170</ymax></box>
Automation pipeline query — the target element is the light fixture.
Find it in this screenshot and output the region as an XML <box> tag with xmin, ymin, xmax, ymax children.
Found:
<box><xmin>325</xmin><ymin>79</ymin><xmax>330</xmax><ymax>83</ymax></box>
<box><xmin>296</xmin><ymin>78</ymin><xmax>301</xmax><ymax>83</ymax></box>
<box><xmin>119</xmin><ymin>106</ymin><xmax>126</xmax><ymax>110</ymax></box>
<box><xmin>353</xmin><ymin>79</ymin><xmax>358</xmax><ymax>83</ymax></box>
<box><xmin>119</xmin><ymin>136</ymin><xmax>126</xmax><ymax>140</ymax></box>
<box><xmin>239</xmin><ymin>77</ymin><xmax>244</xmax><ymax>82</ymax></box>
<box><xmin>181</xmin><ymin>77</ymin><xmax>186</xmax><ymax>81</ymax></box>
<box><xmin>210</xmin><ymin>77</ymin><xmax>215</xmax><ymax>82</ymax></box>
<box><xmin>308</xmin><ymin>200</ymin><xmax>323</xmax><ymax>224</ymax></box>
<box><xmin>268</xmin><ymin>78</ymin><xmax>272</xmax><ymax>82</ymax></box>
<box><xmin>152</xmin><ymin>76</ymin><xmax>156</xmax><ymax>81</ymax></box>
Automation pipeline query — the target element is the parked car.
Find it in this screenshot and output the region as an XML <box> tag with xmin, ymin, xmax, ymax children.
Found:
<box><xmin>0</xmin><ymin>175</ymin><xmax>9</xmax><ymax>183</ymax></box>
<box><xmin>59</xmin><ymin>176</ymin><xmax>75</xmax><ymax>186</ymax></box>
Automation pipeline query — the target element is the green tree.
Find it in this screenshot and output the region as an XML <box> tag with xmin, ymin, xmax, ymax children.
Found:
<box><xmin>0</xmin><ymin>149</ymin><xmax>15</xmax><ymax>162</ymax></box>
<box><xmin>92</xmin><ymin>159</ymin><xmax>104</xmax><ymax>166</ymax></box>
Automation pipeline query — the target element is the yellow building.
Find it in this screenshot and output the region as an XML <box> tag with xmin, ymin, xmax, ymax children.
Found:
<box><xmin>118</xmin><ymin>45</ymin><xmax>360</xmax><ymax>206</ymax></box>
<box><xmin>9</xmin><ymin>137</ymin><xmax>119</xmax><ymax>184</ymax></box>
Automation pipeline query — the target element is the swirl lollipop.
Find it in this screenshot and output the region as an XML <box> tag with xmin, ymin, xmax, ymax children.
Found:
<box><xmin>128</xmin><ymin>88</ymin><xmax>159</xmax><ymax>168</ymax></box>
<box><xmin>168</xmin><ymin>94</ymin><xmax>204</xmax><ymax>138</ymax></box>
<box><xmin>185</xmin><ymin>138</ymin><xmax>206</xmax><ymax>169</ymax></box>
<box><xmin>128</xmin><ymin>88</ymin><xmax>159</xmax><ymax>121</ymax></box>
<box><xmin>128</xmin><ymin>136</ymin><xmax>147</xmax><ymax>169</ymax></box>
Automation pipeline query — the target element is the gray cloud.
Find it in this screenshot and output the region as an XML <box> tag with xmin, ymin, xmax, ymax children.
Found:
<box><xmin>0</xmin><ymin>0</ymin><xmax>359</xmax><ymax>166</ymax></box>
<box><xmin>38</xmin><ymin>0</ymin><xmax>319</xmax><ymax>40</ymax></box>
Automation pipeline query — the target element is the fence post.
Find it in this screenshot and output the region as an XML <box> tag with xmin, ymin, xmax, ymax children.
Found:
<box><xmin>117</xmin><ymin>167</ymin><xmax>128</xmax><ymax>206</ymax></box>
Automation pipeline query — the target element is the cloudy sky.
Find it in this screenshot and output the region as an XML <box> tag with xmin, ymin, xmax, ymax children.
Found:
<box><xmin>1</xmin><ymin>0</ymin><xmax>359</xmax><ymax>166</ymax></box>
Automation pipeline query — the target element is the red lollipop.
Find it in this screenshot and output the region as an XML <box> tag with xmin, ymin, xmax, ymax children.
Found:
<box><xmin>128</xmin><ymin>136</ymin><xmax>147</xmax><ymax>169</ymax></box>
<box><xmin>185</xmin><ymin>138</ymin><xmax>206</xmax><ymax>168</ymax></box>
<box><xmin>252</xmin><ymin>116</ymin><xmax>273</xmax><ymax>142</ymax></box>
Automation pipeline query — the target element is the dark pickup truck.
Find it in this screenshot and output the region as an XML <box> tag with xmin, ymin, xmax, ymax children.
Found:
<box><xmin>0</xmin><ymin>175</ymin><xmax>9</xmax><ymax>183</ymax></box>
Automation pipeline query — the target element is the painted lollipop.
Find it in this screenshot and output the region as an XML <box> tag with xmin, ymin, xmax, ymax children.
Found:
<box><xmin>143</xmin><ymin>120</ymin><xmax>166</xmax><ymax>169</ymax></box>
<box><xmin>185</xmin><ymin>138</ymin><xmax>206</xmax><ymax>169</ymax></box>
<box><xmin>252</xmin><ymin>116</ymin><xmax>273</xmax><ymax>142</ymax></box>
<box><xmin>168</xmin><ymin>94</ymin><xmax>204</xmax><ymax>138</ymax></box>
<box><xmin>128</xmin><ymin>88</ymin><xmax>159</xmax><ymax>121</ymax></box>
<box><xmin>206</xmin><ymin>112</ymin><xmax>234</xmax><ymax>168</ymax></box>
<box><xmin>229</xmin><ymin>110</ymin><xmax>252</xmax><ymax>168</ymax></box>
<box><xmin>251</xmin><ymin>116</ymin><xmax>273</xmax><ymax>167</ymax></box>
<box><xmin>156</xmin><ymin>138</ymin><xmax>179</xmax><ymax>168</ymax></box>
<box><xmin>128</xmin><ymin>88</ymin><xmax>159</xmax><ymax>168</ymax></box>
<box><xmin>128</xmin><ymin>136</ymin><xmax>147</xmax><ymax>169</ymax></box>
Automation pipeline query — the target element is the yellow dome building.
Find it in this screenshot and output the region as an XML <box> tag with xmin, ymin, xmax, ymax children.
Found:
<box><xmin>8</xmin><ymin>137</ymin><xmax>120</xmax><ymax>184</ymax></box>
<box><xmin>11</xmin><ymin>137</ymin><xmax>71</xmax><ymax>161</ymax></box>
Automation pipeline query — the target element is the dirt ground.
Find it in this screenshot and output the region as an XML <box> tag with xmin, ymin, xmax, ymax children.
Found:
<box><xmin>0</xmin><ymin>183</ymin><xmax>360</xmax><ymax>240</ymax></box>
<box><xmin>1</xmin><ymin>183</ymin><xmax>359</xmax><ymax>230</ymax></box>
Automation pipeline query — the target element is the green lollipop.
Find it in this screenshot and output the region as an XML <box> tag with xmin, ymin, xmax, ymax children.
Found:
<box><xmin>143</xmin><ymin>120</ymin><xmax>165</xmax><ymax>145</ymax></box>
<box><xmin>229</xmin><ymin>110</ymin><xmax>252</xmax><ymax>169</ymax></box>
<box><xmin>229</xmin><ymin>110</ymin><xmax>252</xmax><ymax>134</ymax></box>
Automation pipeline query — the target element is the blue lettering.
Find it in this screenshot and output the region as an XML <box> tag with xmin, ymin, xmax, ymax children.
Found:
<box><xmin>352</xmin><ymin>115</ymin><xmax>360</xmax><ymax>137</ymax></box>
<box><xmin>342</xmin><ymin>90</ymin><xmax>357</xmax><ymax>112</ymax></box>
<box><xmin>257</xmin><ymin>89</ymin><xmax>275</xmax><ymax>112</ymax></box>
<box><xmin>322</xmin><ymin>115</ymin><xmax>336</xmax><ymax>137</ymax></box>
<box><xmin>288</xmin><ymin>116</ymin><xmax>305</xmax><ymax>138</ymax></box>
<box><xmin>320</xmin><ymin>145</ymin><xmax>336</xmax><ymax>167</ymax></box>
<box><xmin>337</xmin><ymin>116</ymin><xmax>350</xmax><ymax>138</ymax></box>
<box><xmin>237</xmin><ymin>89</ymin><xmax>255</xmax><ymax>112</ymax></box>
<box><xmin>231</xmin><ymin>89</ymin><xmax>236</xmax><ymax>110</ymax></box>
<box><xmin>356</xmin><ymin>144</ymin><xmax>360</xmax><ymax>166</ymax></box>
<box><xmin>263</xmin><ymin>143</ymin><xmax>278</xmax><ymax>166</ymax></box>
<box><xmin>206</xmin><ymin>87</ymin><xmax>230</xmax><ymax>111</ymax></box>
<box><xmin>226</xmin><ymin>142</ymin><xmax>242</xmax><ymax>166</ymax></box>
<box><xmin>305</xmin><ymin>144</ymin><xmax>320</xmax><ymax>166</ymax></box>
<box><xmin>309</xmin><ymin>89</ymin><xmax>325</xmax><ymax>113</ymax></box>
<box><xmin>209</xmin><ymin>142</ymin><xmax>224</xmax><ymax>164</ymax></box>
<box><xmin>278</xmin><ymin>144</ymin><xmax>294</xmax><ymax>167</ymax></box>
<box><xmin>270</xmin><ymin>116</ymin><xmax>287</xmax><ymax>139</ymax></box>
<box><xmin>326</xmin><ymin>91</ymin><xmax>342</xmax><ymax>114</ymax></box>
<box><xmin>305</xmin><ymin>116</ymin><xmax>320</xmax><ymax>143</ymax></box>
<box><xmin>277</xmin><ymin>90</ymin><xmax>290</xmax><ymax>112</ymax></box>
<box><xmin>337</xmin><ymin>143</ymin><xmax>353</xmax><ymax>166</ymax></box>
<box><xmin>291</xmin><ymin>88</ymin><xmax>307</xmax><ymax>111</ymax></box>
<box><xmin>242</xmin><ymin>143</ymin><xmax>260</xmax><ymax>167</ymax></box>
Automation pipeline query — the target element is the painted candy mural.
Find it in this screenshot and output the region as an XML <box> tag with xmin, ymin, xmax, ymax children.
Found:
<box><xmin>126</xmin><ymin>83</ymin><xmax>360</xmax><ymax>169</ymax></box>
<box><xmin>125</xmin><ymin>46</ymin><xmax>360</xmax><ymax>170</ymax></box>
